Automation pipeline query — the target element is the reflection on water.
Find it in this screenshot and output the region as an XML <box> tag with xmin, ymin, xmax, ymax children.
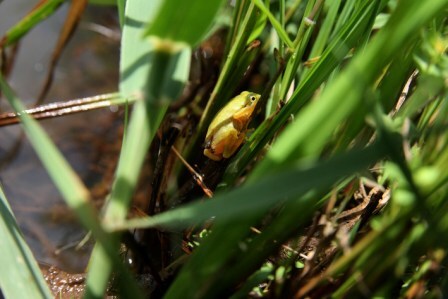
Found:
<box><xmin>0</xmin><ymin>2</ymin><xmax>121</xmax><ymax>272</ymax></box>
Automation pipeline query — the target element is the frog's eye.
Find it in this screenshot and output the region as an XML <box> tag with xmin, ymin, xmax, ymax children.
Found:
<box><xmin>249</xmin><ymin>95</ymin><xmax>257</xmax><ymax>102</ymax></box>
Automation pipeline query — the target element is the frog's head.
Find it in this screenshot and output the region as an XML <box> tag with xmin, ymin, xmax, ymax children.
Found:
<box><xmin>242</xmin><ymin>91</ymin><xmax>261</xmax><ymax>108</ymax></box>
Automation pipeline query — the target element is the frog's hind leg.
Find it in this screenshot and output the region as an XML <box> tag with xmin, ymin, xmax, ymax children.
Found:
<box><xmin>222</xmin><ymin>130</ymin><xmax>245</xmax><ymax>159</ymax></box>
<box><xmin>204</xmin><ymin>148</ymin><xmax>222</xmax><ymax>161</ymax></box>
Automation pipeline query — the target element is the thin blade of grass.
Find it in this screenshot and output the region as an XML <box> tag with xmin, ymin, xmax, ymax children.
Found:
<box><xmin>397</xmin><ymin>74</ymin><xmax>446</xmax><ymax>119</ymax></box>
<box><xmin>0</xmin><ymin>185</ymin><xmax>53</xmax><ymax>299</ymax></box>
<box><xmin>252</xmin><ymin>0</ymin><xmax>293</xmax><ymax>48</ymax></box>
<box><xmin>307</xmin><ymin>0</ymin><xmax>342</xmax><ymax>63</ymax></box>
<box><xmin>109</xmin><ymin>143</ymin><xmax>384</xmax><ymax>232</ymax></box>
<box><xmin>279</xmin><ymin>0</ymin><xmax>322</xmax><ymax>101</ymax></box>
<box><xmin>0</xmin><ymin>0</ymin><xmax>64</xmax><ymax>47</ymax></box>
<box><xmin>116</xmin><ymin>0</ymin><xmax>125</xmax><ymax>27</ymax></box>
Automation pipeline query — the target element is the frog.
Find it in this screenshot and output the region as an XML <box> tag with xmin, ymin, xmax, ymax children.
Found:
<box><xmin>203</xmin><ymin>91</ymin><xmax>261</xmax><ymax>161</ymax></box>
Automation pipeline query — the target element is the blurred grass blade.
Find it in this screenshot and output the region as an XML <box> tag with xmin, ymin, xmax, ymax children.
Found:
<box><xmin>144</xmin><ymin>0</ymin><xmax>225</xmax><ymax>47</ymax></box>
<box><xmin>0</xmin><ymin>185</ymin><xmax>53</xmax><ymax>299</ymax></box>
<box><xmin>397</xmin><ymin>74</ymin><xmax>446</xmax><ymax>119</ymax></box>
<box><xmin>109</xmin><ymin>143</ymin><xmax>385</xmax><ymax>231</ymax></box>
<box><xmin>116</xmin><ymin>0</ymin><xmax>126</xmax><ymax>27</ymax></box>
<box><xmin>36</xmin><ymin>0</ymin><xmax>88</xmax><ymax>104</ymax></box>
<box><xmin>84</xmin><ymin>0</ymin><xmax>163</xmax><ymax>296</ymax></box>
<box><xmin>146</xmin><ymin>50</ymin><xmax>192</xmax><ymax>106</ymax></box>
<box><xmin>0</xmin><ymin>0</ymin><xmax>64</xmax><ymax>47</ymax></box>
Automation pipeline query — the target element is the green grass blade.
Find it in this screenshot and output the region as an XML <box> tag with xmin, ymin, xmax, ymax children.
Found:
<box><xmin>398</xmin><ymin>74</ymin><xmax>446</xmax><ymax>119</ymax></box>
<box><xmin>0</xmin><ymin>185</ymin><xmax>53</xmax><ymax>299</ymax></box>
<box><xmin>84</xmin><ymin>0</ymin><xmax>162</xmax><ymax>296</ymax></box>
<box><xmin>109</xmin><ymin>143</ymin><xmax>385</xmax><ymax>232</ymax></box>
<box><xmin>0</xmin><ymin>0</ymin><xmax>65</xmax><ymax>47</ymax></box>
<box><xmin>117</xmin><ymin>0</ymin><xmax>126</xmax><ymax>27</ymax></box>
<box><xmin>252</xmin><ymin>0</ymin><xmax>293</xmax><ymax>48</ymax></box>
<box><xmin>331</xmin><ymin>0</ymin><xmax>356</xmax><ymax>36</ymax></box>
<box><xmin>308</xmin><ymin>0</ymin><xmax>342</xmax><ymax>61</ymax></box>
<box><xmin>279</xmin><ymin>0</ymin><xmax>322</xmax><ymax>101</ymax></box>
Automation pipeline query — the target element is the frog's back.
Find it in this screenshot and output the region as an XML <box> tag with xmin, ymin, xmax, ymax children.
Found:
<box><xmin>206</xmin><ymin>92</ymin><xmax>249</xmax><ymax>136</ymax></box>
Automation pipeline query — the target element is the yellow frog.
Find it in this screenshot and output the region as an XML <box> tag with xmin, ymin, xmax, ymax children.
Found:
<box><xmin>204</xmin><ymin>91</ymin><xmax>261</xmax><ymax>161</ymax></box>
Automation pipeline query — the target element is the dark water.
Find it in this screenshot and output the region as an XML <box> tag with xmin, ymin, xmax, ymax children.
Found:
<box><xmin>0</xmin><ymin>1</ymin><xmax>121</xmax><ymax>272</ymax></box>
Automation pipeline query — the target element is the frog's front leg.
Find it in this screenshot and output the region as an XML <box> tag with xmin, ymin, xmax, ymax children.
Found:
<box><xmin>232</xmin><ymin>106</ymin><xmax>254</xmax><ymax>131</ymax></box>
